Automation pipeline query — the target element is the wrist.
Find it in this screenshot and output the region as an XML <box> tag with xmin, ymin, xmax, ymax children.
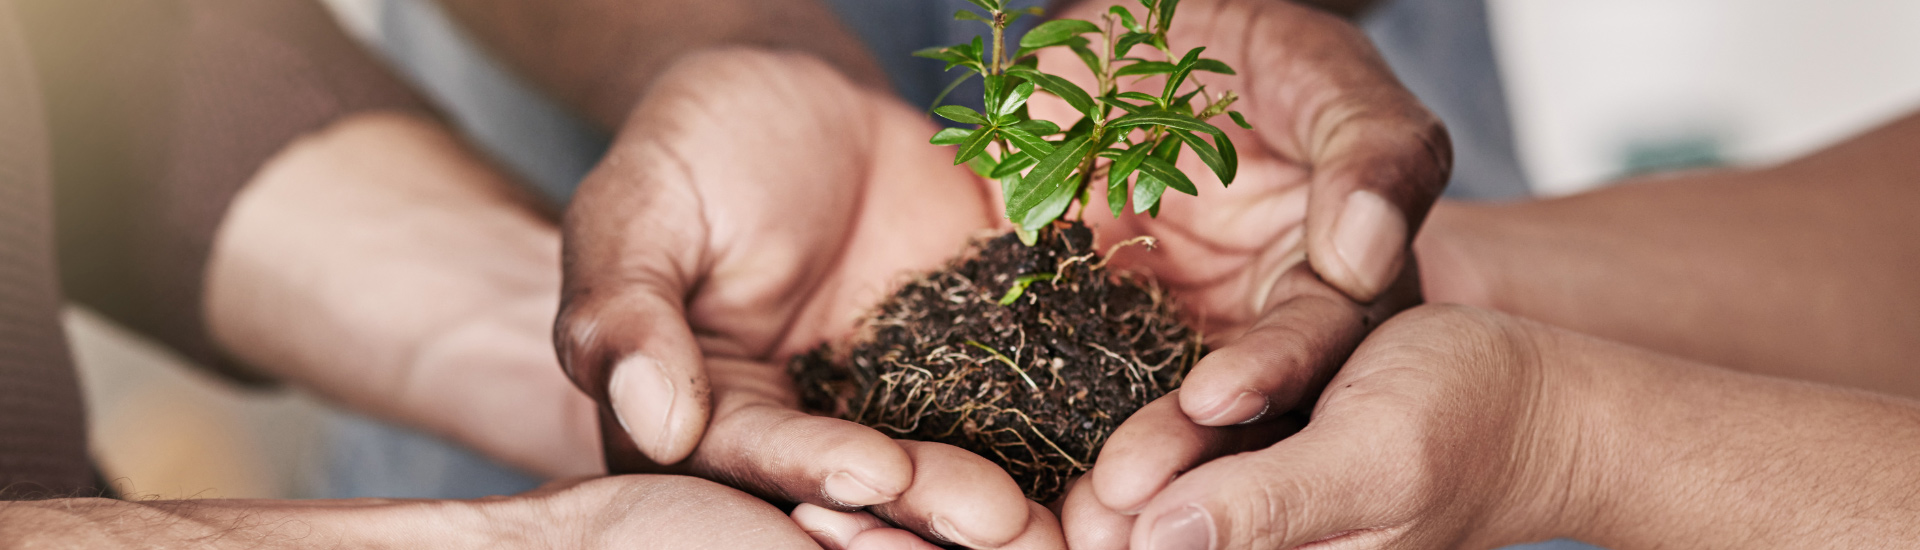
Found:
<box><xmin>1412</xmin><ymin>200</ymin><xmax>1498</xmax><ymax>310</ymax></box>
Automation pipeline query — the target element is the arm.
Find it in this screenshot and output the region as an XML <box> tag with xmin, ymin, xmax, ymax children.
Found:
<box><xmin>204</xmin><ymin>112</ymin><xmax>598</xmax><ymax>478</ymax></box>
<box><xmin>0</xmin><ymin>475</ymin><xmax>822</xmax><ymax>549</ymax></box>
<box><xmin>1077</xmin><ymin>305</ymin><xmax>1920</xmax><ymax>549</ymax></box>
<box><xmin>1417</xmin><ymin>110</ymin><xmax>1920</xmax><ymax>397</ymax></box>
<box><xmin>430</xmin><ymin>0</ymin><xmax>886</xmax><ymax>128</ymax></box>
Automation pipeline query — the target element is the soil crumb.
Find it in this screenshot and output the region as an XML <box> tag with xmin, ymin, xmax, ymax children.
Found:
<box><xmin>790</xmin><ymin>222</ymin><xmax>1202</xmax><ymax>502</ymax></box>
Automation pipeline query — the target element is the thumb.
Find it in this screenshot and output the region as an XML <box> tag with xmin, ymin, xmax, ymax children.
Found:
<box><xmin>1128</xmin><ymin>410</ymin><xmax>1419</xmax><ymax>550</ymax></box>
<box><xmin>1303</xmin><ymin>104</ymin><xmax>1452</xmax><ymax>303</ymax></box>
<box><xmin>556</xmin><ymin>281</ymin><xmax>711</xmax><ymax>471</ymax></box>
<box><xmin>554</xmin><ymin>139</ymin><xmax>715</xmax><ymax>470</ymax></box>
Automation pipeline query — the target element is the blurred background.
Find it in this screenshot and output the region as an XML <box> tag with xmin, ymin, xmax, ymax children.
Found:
<box><xmin>75</xmin><ymin>0</ymin><xmax>1920</xmax><ymax>509</ymax></box>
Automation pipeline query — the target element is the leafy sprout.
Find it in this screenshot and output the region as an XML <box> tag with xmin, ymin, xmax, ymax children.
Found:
<box><xmin>918</xmin><ymin>0</ymin><xmax>1253</xmax><ymax>245</ymax></box>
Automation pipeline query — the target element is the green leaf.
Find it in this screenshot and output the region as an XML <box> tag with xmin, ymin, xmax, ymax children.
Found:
<box><xmin>1106</xmin><ymin>145</ymin><xmax>1154</xmax><ymax>216</ymax></box>
<box><xmin>1156</xmin><ymin>0</ymin><xmax>1182</xmax><ymax>31</ymax></box>
<box><xmin>1132</xmin><ymin>172</ymin><xmax>1167</xmax><ymax>214</ymax></box>
<box><xmin>1007</xmin><ymin>68</ymin><xmax>1096</xmax><ymax>119</ymax></box>
<box><xmin>1228</xmin><ymin>110</ymin><xmax>1253</xmax><ymax>130</ymax></box>
<box><xmin>1107</xmin><ymin>110</ymin><xmax>1225</xmax><ymax>138</ymax></box>
<box><xmin>1169</xmin><ymin>128</ymin><xmax>1236</xmax><ymax>184</ymax></box>
<box><xmin>930</xmin><ymin>127</ymin><xmax>975</xmax><ymax>146</ymax></box>
<box><xmin>1069</xmin><ymin>42</ymin><xmax>1102</xmax><ymax>76</ymax></box>
<box><xmin>1163</xmin><ymin>47</ymin><xmax>1206</xmax><ymax>102</ymax></box>
<box><xmin>1006</xmin><ymin>134</ymin><xmax>1095</xmax><ymax>221</ymax></box>
<box><xmin>968</xmin><ymin>152</ymin><xmax>1000</xmax><ymax>179</ymax></box>
<box><xmin>1019</xmin><ymin>173</ymin><xmax>1079</xmax><ymax>231</ymax></box>
<box><xmin>954</xmin><ymin>9</ymin><xmax>992</xmax><ymax>24</ymax></box>
<box><xmin>927</xmin><ymin>72</ymin><xmax>975</xmax><ymax>114</ymax></box>
<box><xmin>998</xmin><ymin>273</ymin><xmax>1055</xmax><ymax>305</ymax></box>
<box><xmin>1010</xmin><ymin>119</ymin><xmax>1062</xmax><ymax>136</ymax></box>
<box><xmin>1137</xmin><ymin>155</ymin><xmax>1197</xmax><ymax>195</ymax></box>
<box><xmin>1015</xmin><ymin>224</ymin><xmax>1040</xmax><ymax>245</ymax></box>
<box><xmin>1114</xmin><ymin>61</ymin><xmax>1176</xmax><ymax>78</ymax></box>
<box><xmin>935</xmin><ymin>105</ymin><xmax>990</xmax><ymax>126</ymax></box>
<box><xmin>990</xmin><ymin>152</ymin><xmax>1039</xmax><ymax>178</ymax></box>
<box><xmin>1098</xmin><ymin>95</ymin><xmax>1147</xmax><ymax>115</ymax></box>
<box><xmin>1110</xmin><ymin>6</ymin><xmax>1143</xmax><ymax>33</ymax></box>
<box><xmin>1193</xmin><ymin>58</ymin><xmax>1237</xmax><ymax>75</ymax></box>
<box><xmin>982</xmin><ymin>74</ymin><xmax>1006</xmax><ymax>117</ymax></box>
<box><xmin>954</xmin><ymin>127</ymin><xmax>998</xmax><ymax>165</ymax></box>
<box><xmin>998</xmin><ymin>81</ymin><xmax>1036</xmax><ymax>116</ymax></box>
<box><xmin>1020</xmin><ymin>19</ymin><xmax>1102</xmax><ymax>49</ymax></box>
<box><xmin>1116</xmin><ymin>32</ymin><xmax>1155</xmax><ymax>56</ymax></box>
<box><xmin>1117</xmin><ymin>91</ymin><xmax>1165</xmax><ymax>110</ymax></box>
<box><xmin>999</xmin><ymin>126</ymin><xmax>1057</xmax><ymax>158</ymax></box>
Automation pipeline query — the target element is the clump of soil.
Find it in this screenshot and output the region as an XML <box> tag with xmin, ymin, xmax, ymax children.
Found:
<box><xmin>790</xmin><ymin>222</ymin><xmax>1203</xmax><ymax>502</ymax></box>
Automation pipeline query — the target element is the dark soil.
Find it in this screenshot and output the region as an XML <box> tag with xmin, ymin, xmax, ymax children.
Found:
<box><xmin>790</xmin><ymin>221</ymin><xmax>1203</xmax><ymax>502</ymax></box>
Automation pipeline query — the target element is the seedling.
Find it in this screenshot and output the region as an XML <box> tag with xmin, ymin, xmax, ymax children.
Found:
<box><xmin>917</xmin><ymin>0</ymin><xmax>1251</xmax><ymax>244</ymax></box>
<box><xmin>791</xmin><ymin>0</ymin><xmax>1234</xmax><ymax>502</ymax></box>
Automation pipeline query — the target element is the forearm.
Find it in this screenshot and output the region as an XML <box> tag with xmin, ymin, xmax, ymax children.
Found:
<box><xmin>0</xmin><ymin>497</ymin><xmax>487</xmax><ymax>548</ymax></box>
<box><xmin>432</xmin><ymin>0</ymin><xmax>884</xmax><ymax>129</ymax></box>
<box><xmin>1556</xmin><ymin>332</ymin><xmax>1920</xmax><ymax>547</ymax></box>
<box><xmin>205</xmin><ymin>112</ymin><xmax>596</xmax><ymax>476</ymax></box>
<box><xmin>1419</xmin><ymin>111</ymin><xmax>1920</xmax><ymax>396</ymax></box>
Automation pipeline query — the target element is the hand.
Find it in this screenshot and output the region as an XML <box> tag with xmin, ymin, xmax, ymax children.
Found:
<box><xmin>1</xmin><ymin>475</ymin><xmax>826</xmax><ymax>549</ymax></box>
<box><xmin>206</xmin><ymin>112</ymin><xmax>600</xmax><ymax>478</ymax></box>
<box><xmin>1070</xmin><ymin>305</ymin><xmax>1582</xmax><ymax>550</ymax></box>
<box><xmin>1022</xmin><ymin>1</ymin><xmax>1442</xmax><ymax>540</ymax></box>
<box><xmin>554</xmin><ymin>48</ymin><xmax>1058</xmax><ymax>548</ymax></box>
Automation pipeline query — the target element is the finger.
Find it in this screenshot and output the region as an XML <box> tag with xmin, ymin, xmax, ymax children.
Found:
<box><xmin>1091</xmin><ymin>393</ymin><xmax>1304</xmax><ymax>513</ymax></box>
<box><xmin>1226</xmin><ymin>1</ymin><xmax>1452</xmax><ymax>302</ymax></box>
<box><xmin>846</xmin><ymin>528</ymin><xmax>945</xmax><ymax>550</ymax></box>
<box><xmin>868</xmin><ymin>440</ymin><xmax>1032</xmax><ymax>549</ymax></box>
<box><xmin>557</xmin><ymin>115</ymin><xmax>717</xmax><ymax>468</ymax></box>
<box><xmin>555</xmin><ymin>280</ymin><xmax>711</xmax><ymax>469</ymax></box>
<box><xmin>792</xmin><ymin>504</ymin><xmax>890</xmax><ymax>550</ymax></box>
<box><xmin>1130</xmin><ymin>412</ymin><xmax>1417</xmax><ymax>550</ymax></box>
<box><xmin>685</xmin><ymin>356</ymin><xmax>912</xmax><ymax>509</ymax></box>
<box><xmin>1062</xmin><ymin>475</ymin><xmax>1132</xmax><ymax>550</ymax></box>
<box><xmin>1302</xmin><ymin>107</ymin><xmax>1451</xmax><ymax>303</ymax></box>
<box><xmin>995</xmin><ymin>500</ymin><xmax>1067</xmax><ymax>550</ymax></box>
<box><xmin>1179</xmin><ymin>264</ymin><xmax>1367</xmax><ymax>426</ymax></box>
<box><xmin>539</xmin><ymin>475</ymin><xmax>824</xmax><ymax>550</ymax></box>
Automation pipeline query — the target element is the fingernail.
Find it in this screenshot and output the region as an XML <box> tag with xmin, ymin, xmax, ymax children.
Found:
<box><xmin>1332</xmin><ymin>190</ymin><xmax>1407</xmax><ymax>298</ymax></box>
<box><xmin>608</xmin><ymin>354</ymin><xmax>676</xmax><ymax>455</ymax></box>
<box><xmin>929</xmin><ymin>515</ymin><xmax>981</xmax><ymax>548</ymax></box>
<box><xmin>1150</xmin><ymin>506</ymin><xmax>1216</xmax><ymax>550</ymax></box>
<box><xmin>1193</xmin><ymin>390</ymin><xmax>1270</xmax><ymax>426</ymax></box>
<box><xmin>823</xmin><ymin>471</ymin><xmax>894</xmax><ymax>507</ymax></box>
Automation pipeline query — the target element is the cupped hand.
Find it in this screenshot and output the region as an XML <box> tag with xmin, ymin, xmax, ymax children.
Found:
<box><xmin>1081</xmin><ymin>305</ymin><xmax>1585</xmax><ymax>550</ymax></box>
<box><xmin>1020</xmin><ymin>0</ymin><xmax>1445</xmax><ymax>540</ymax></box>
<box><xmin>554</xmin><ymin>48</ymin><xmax>1057</xmax><ymax>548</ymax></box>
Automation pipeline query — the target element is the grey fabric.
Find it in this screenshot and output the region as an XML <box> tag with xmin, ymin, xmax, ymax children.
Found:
<box><xmin>0</xmin><ymin>0</ymin><xmax>94</xmax><ymax>500</ymax></box>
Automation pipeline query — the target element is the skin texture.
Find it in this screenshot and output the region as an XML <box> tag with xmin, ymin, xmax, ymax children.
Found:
<box><xmin>0</xmin><ymin>475</ymin><xmax>825</xmax><ymax>549</ymax></box>
<box><xmin>553</xmin><ymin>48</ymin><xmax>1062</xmax><ymax>549</ymax></box>
<box><xmin>206</xmin><ymin>112</ymin><xmax>599</xmax><ymax>478</ymax></box>
<box><xmin>1030</xmin><ymin>0</ymin><xmax>1448</xmax><ymax>436</ymax></box>
<box><xmin>1076</xmin><ymin>107</ymin><xmax>1920</xmax><ymax>550</ymax></box>
<box><xmin>1416</xmin><ymin>110</ymin><xmax>1920</xmax><ymax>398</ymax></box>
<box><xmin>1111</xmin><ymin>305</ymin><xmax>1920</xmax><ymax>550</ymax></box>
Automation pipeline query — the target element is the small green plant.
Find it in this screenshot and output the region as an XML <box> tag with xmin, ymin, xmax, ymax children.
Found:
<box><xmin>917</xmin><ymin>0</ymin><xmax>1250</xmax><ymax>245</ymax></box>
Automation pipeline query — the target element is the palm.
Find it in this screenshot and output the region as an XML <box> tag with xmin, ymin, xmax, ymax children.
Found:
<box><xmin>1029</xmin><ymin>0</ymin><xmax>1441</xmax><ymax>341</ymax></box>
<box><xmin>560</xmin><ymin>49</ymin><xmax>1059</xmax><ymax>549</ymax></box>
